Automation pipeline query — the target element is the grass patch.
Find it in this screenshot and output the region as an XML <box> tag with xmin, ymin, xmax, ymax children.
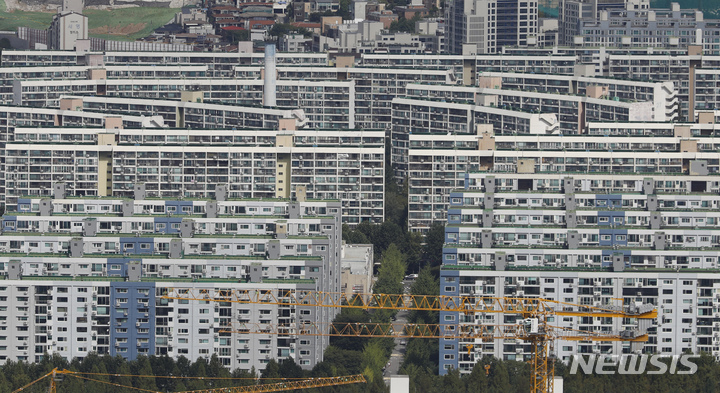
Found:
<box><xmin>0</xmin><ymin>6</ymin><xmax>179</xmax><ymax>41</ymax></box>
<box><xmin>85</xmin><ymin>7</ymin><xmax>181</xmax><ymax>41</ymax></box>
<box><xmin>0</xmin><ymin>10</ymin><xmax>54</xmax><ymax>31</ymax></box>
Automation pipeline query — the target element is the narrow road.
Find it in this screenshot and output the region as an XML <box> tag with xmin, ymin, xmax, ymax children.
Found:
<box><xmin>383</xmin><ymin>279</ymin><xmax>413</xmax><ymax>383</ymax></box>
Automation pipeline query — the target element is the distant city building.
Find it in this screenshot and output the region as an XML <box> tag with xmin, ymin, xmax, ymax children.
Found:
<box><xmin>445</xmin><ymin>0</ymin><xmax>538</xmax><ymax>54</ymax></box>
<box><xmin>340</xmin><ymin>243</ymin><xmax>374</xmax><ymax>296</ymax></box>
<box><xmin>558</xmin><ymin>0</ymin><xmax>648</xmax><ymax>46</ymax></box>
<box><xmin>576</xmin><ymin>2</ymin><xmax>720</xmax><ymax>53</ymax></box>
<box><xmin>279</xmin><ymin>33</ymin><xmax>312</xmax><ymax>52</ymax></box>
<box><xmin>48</xmin><ymin>11</ymin><xmax>88</xmax><ymax>50</ymax></box>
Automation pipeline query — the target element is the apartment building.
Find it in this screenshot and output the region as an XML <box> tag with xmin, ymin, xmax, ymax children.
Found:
<box><xmin>577</xmin><ymin>3</ymin><xmax>720</xmax><ymax>54</ymax></box>
<box><xmin>0</xmin><ymin>65</ymin><xmax>210</xmax><ymax>104</ymax></box>
<box><xmin>1</xmin><ymin>63</ymin><xmax>452</xmax><ymax>130</ymax></box>
<box><xmin>404</xmin><ymin>79</ymin><xmax>677</xmax><ymax>132</ymax></box>
<box><xmin>392</xmin><ymin>96</ymin><xmax>558</xmax><ymax>232</ymax></box>
<box><xmin>444</xmin><ymin>0</ymin><xmax>538</xmax><ymax>54</ymax></box>
<box><xmin>406</xmin><ymin>125</ymin><xmax>496</xmax><ymax>232</ymax></box>
<box><xmin>3</xmin><ymin>124</ymin><xmax>385</xmax><ymax>225</ymax></box>
<box><xmin>394</xmin><ymin>79</ymin><xmax>679</xmax><ymax>231</ymax></box>
<box><xmin>439</xmin><ymin>139</ymin><xmax>720</xmax><ymax>372</ymax></box>
<box><xmin>359</xmin><ymin>53</ymin><xmax>577</xmax><ymax>82</ymax></box>
<box><xmin>404</xmin><ymin>118</ymin><xmax>720</xmax><ymax>232</ymax></box>
<box><xmin>0</xmin><ymin>51</ymin><xmax>329</xmax><ymax>76</ymax></box>
<box><xmin>476</xmin><ymin>71</ymin><xmax>677</xmax><ymax>108</ymax></box>
<box><xmin>391</xmin><ymin>96</ymin><xmax>558</xmax><ymax>174</ymax></box>
<box><xmin>0</xmin><ymin>195</ymin><xmax>342</xmax><ymax>369</ymax></box>
<box><xmin>12</xmin><ymin>79</ymin><xmax>356</xmax><ymax>130</ymax></box>
<box><xmin>558</xmin><ymin>0</ymin><xmax>648</xmax><ymax>46</ymax></box>
<box><xmin>438</xmin><ymin>268</ymin><xmax>719</xmax><ymax>373</ymax></box>
<box><xmin>63</xmin><ymin>95</ymin><xmax>302</xmax><ymax>129</ymax></box>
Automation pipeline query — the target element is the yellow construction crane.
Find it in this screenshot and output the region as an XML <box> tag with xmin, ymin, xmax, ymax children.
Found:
<box><xmin>160</xmin><ymin>288</ymin><xmax>657</xmax><ymax>393</ymax></box>
<box><xmin>12</xmin><ymin>367</ymin><xmax>366</xmax><ymax>393</ymax></box>
<box><xmin>219</xmin><ymin>320</ymin><xmax>649</xmax><ymax>343</ymax></box>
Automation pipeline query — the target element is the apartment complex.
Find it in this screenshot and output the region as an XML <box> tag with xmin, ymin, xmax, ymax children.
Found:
<box><xmin>3</xmin><ymin>123</ymin><xmax>384</xmax><ymax>225</ymax></box>
<box><xmin>437</xmin><ymin>119</ymin><xmax>720</xmax><ymax>372</ymax></box>
<box><xmin>394</xmin><ymin>76</ymin><xmax>677</xmax><ymax>231</ymax></box>
<box><xmin>0</xmin><ymin>193</ymin><xmax>342</xmax><ymax>369</ymax></box>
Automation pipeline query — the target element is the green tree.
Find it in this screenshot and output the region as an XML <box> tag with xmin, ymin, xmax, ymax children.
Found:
<box><xmin>464</xmin><ymin>360</ymin><xmax>489</xmax><ymax>393</ymax></box>
<box><xmin>384</xmin><ymin>170</ymin><xmax>408</xmax><ymax>230</ymax></box>
<box><xmin>207</xmin><ymin>353</ymin><xmax>232</xmax><ymax>388</ymax></box>
<box><xmin>0</xmin><ymin>370</ymin><xmax>9</xmax><ymax>393</ymax></box>
<box><xmin>231</xmin><ymin>367</ymin><xmax>257</xmax><ymax>388</ymax></box>
<box><xmin>373</xmin><ymin>244</ymin><xmax>407</xmax><ymax>296</ymax></box>
<box><xmin>389</xmin><ymin>14</ymin><xmax>421</xmax><ymax>33</ymax></box>
<box><xmin>400</xmin><ymin>338</ymin><xmax>438</xmax><ymax>373</ymax></box>
<box><xmin>421</xmin><ymin>222</ymin><xmax>445</xmax><ymax>276</ymax></box>
<box><xmin>260</xmin><ymin>359</ymin><xmax>281</xmax><ymax>383</ymax></box>
<box><xmin>403</xmin><ymin>231</ymin><xmax>423</xmax><ymax>275</ymax></box>
<box><xmin>112</xmin><ymin>360</ymin><xmax>134</xmax><ymax>393</ymax></box>
<box><xmin>343</xmin><ymin>223</ymin><xmax>370</xmax><ymax>244</ymax></box>
<box><xmin>278</xmin><ymin>358</ymin><xmax>304</xmax><ymax>379</ymax></box>
<box><xmin>361</xmin><ymin>340</ymin><xmax>388</xmax><ymax>384</ymax></box>
<box><xmin>186</xmin><ymin>357</ymin><xmax>208</xmax><ymax>390</ymax></box>
<box><xmin>314</xmin><ymin>346</ymin><xmax>363</xmax><ymax>375</ymax></box>
<box><xmin>131</xmin><ymin>356</ymin><xmax>157</xmax><ymax>392</ymax></box>
<box><xmin>226</xmin><ymin>29</ymin><xmax>250</xmax><ymax>44</ymax></box>
<box><xmin>408</xmin><ymin>266</ymin><xmax>439</xmax><ymax>325</ymax></box>
<box><xmin>330</xmin><ymin>308</ymin><xmax>372</xmax><ymax>351</ymax></box>
<box><xmin>4</xmin><ymin>361</ymin><xmax>30</xmax><ymax>391</ymax></box>
<box><xmin>487</xmin><ymin>358</ymin><xmax>511</xmax><ymax>393</ymax></box>
<box><xmin>441</xmin><ymin>368</ymin><xmax>463</xmax><ymax>392</ymax></box>
<box><xmin>83</xmin><ymin>363</ymin><xmax>109</xmax><ymax>393</ymax></box>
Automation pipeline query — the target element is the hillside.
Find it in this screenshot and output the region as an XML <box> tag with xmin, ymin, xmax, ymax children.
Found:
<box><xmin>0</xmin><ymin>0</ymin><xmax>180</xmax><ymax>41</ymax></box>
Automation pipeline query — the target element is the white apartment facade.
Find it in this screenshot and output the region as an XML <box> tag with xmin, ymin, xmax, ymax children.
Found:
<box><xmin>4</xmin><ymin>125</ymin><xmax>385</xmax><ymax>225</ymax></box>
<box><xmin>0</xmin><ymin>196</ymin><xmax>342</xmax><ymax>370</ymax></box>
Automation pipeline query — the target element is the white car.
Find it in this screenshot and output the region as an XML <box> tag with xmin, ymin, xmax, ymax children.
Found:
<box><xmin>404</xmin><ymin>274</ymin><xmax>418</xmax><ymax>280</ymax></box>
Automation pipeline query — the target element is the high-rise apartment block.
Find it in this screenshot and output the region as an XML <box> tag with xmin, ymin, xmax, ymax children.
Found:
<box><xmin>438</xmin><ymin>120</ymin><xmax>720</xmax><ymax>373</ymax></box>
<box><xmin>445</xmin><ymin>0</ymin><xmax>538</xmax><ymax>54</ymax></box>
<box><xmin>0</xmin><ymin>193</ymin><xmax>342</xmax><ymax>369</ymax></box>
<box><xmin>576</xmin><ymin>3</ymin><xmax>720</xmax><ymax>52</ymax></box>
<box><xmin>559</xmin><ymin>0</ymin><xmax>648</xmax><ymax>46</ymax></box>
<box><xmin>3</xmin><ymin>124</ymin><xmax>384</xmax><ymax>225</ymax></box>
